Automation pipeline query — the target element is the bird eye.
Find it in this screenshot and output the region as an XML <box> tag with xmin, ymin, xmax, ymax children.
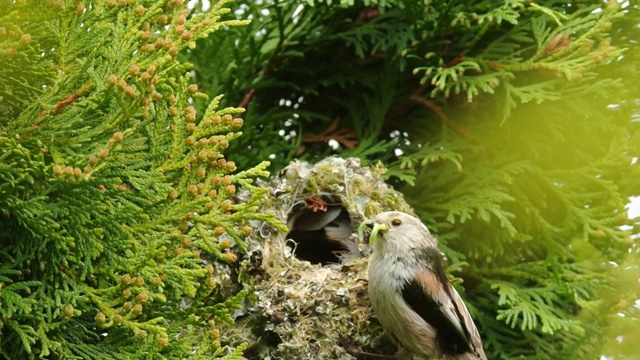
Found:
<box><xmin>391</xmin><ymin>218</ymin><xmax>402</xmax><ymax>226</ymax></box>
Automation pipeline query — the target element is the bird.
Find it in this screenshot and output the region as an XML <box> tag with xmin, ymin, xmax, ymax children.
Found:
<box><xmin>362</xmin><ymin>211</ymin><xmax>486</xmax><ymax>360</ymax></box>
<box><xmin>286</xmin><ymin>197</ymin><xmax>359</xmax><ymax>265</ymax></box>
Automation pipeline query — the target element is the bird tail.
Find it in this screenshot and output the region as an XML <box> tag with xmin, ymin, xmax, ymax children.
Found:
<box><xmin>460</xmin><ymin>349</ymin><xmax>487</xmax><ymax>360</ymax></box>
<box><xmin>448</xmin><ymin>351</ymin><xmax>486</xmax><ymax>360</ymax></box>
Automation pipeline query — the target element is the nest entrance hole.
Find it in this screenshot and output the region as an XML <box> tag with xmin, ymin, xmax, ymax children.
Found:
<box><xmin>286</xmin><ymin>195</ymin><xmax>357</xmax><ymax>265</ymax></box>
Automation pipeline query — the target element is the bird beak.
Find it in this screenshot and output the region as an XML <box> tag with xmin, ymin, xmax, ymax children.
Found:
<box><xmin>357</xmin><ymin>219</ymin><xmax>387</xmax><ymax>245</ymax></box>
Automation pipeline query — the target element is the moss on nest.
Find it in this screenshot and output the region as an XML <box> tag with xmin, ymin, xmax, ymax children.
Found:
<box><xmin>227</xmin><ymin>157</ymin><xmax>415</xmax><ymax>359</ymax></box>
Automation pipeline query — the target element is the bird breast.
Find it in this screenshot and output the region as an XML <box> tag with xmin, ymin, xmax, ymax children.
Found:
<box><xmin>368</xmin><ymin>252</ymin><xmax>438</xmax><ymax>358</ymax></box>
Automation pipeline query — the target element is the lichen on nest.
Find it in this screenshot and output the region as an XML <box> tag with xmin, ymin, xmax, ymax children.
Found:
<box><xmin>227</xmin><ymin>157</ymin><xmax>415</xmax><ymax>359</ymax></box>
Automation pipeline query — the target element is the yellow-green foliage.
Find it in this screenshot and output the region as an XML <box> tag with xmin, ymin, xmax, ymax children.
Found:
<box><xmin>0</xmin><ymin>1</ymin><xmax>281</xmax><ymax>358</ymax></box>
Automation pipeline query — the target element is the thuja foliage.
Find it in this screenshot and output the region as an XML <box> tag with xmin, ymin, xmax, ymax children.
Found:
<box><xmin>0</xmin><ymin>0</ymin><xmax>285</xmax><ymax>358</ymax></box>
<box><xmin>186</xmin><ymin>0</ymin><xmax>640</xmax><ymax>359</ymax></box>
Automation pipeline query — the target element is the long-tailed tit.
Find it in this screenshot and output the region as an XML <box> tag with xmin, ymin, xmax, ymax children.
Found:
<box><xmin>361</xmin><ymin>211</ymin><xmax>486</xmax><ymax>360</ymax></box>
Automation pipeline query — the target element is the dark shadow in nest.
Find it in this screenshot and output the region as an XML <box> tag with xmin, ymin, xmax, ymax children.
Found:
<box><xmin>286</xmin><ymin>194</ymin><xmax>359</xmax><ymax>265</ymax></box>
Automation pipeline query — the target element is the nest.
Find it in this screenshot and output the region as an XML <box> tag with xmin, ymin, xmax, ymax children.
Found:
<box><xmin>227</xmin><ymin>157</ymin><xmax>415</xmax><ymax>359</ymax></box>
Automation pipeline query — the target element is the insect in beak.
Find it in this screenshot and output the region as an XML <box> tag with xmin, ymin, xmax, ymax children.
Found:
<box><xmin>369</xmin><ymin>223</ymin><xmax>388</xmax><ymax>245</ymax></box>
<box><xmin>357</xmin><ymin>219</ymin><xmax>388</xmax><ymax>245</ymax></box>
<box><xmin>357</xmin><ymin>220</ymin><xmax>371</xmax><ymax>244</ymax></box>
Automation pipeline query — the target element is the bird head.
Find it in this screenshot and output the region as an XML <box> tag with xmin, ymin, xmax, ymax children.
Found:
<box><xmin>359</xmin><ymin>211</ymin><xmax>436</xmax><ymax>252</ymax></box>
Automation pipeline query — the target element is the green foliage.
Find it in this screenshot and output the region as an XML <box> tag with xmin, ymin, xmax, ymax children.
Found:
<box><xmin>2</xmin><ymin>0</ymin><xmax>639</xmax><ymax>358</ymax></box>
<box><xmin>0</xmin><ymin>0</ymin><xmax>283</xmax><ymax>358</ymax></box>
<box><xmin>186</xmin><ymin>0</ymin><xmax>640</xmax><ymax>358</ymax></box>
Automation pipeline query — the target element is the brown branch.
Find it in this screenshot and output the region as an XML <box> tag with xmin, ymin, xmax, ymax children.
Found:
<box><xmin>486</xmin><ymin>61</ymin><xmax>507</xmax><ymax>69</ymax></box>
<box><xmin>237</xmin><ymin>88</ymin><xmax>256</xmax><ymax>109</ymax></box>
<box><xmin>539</xmin><ymin>34</ymin><xmax>572</xmax><ymax>59</ymax></box>
<box><xmin>115</xmin><ymin>183</ymin><xmax>132</xmax><ymax>191</ymax></box>
<box><xmin>383</xmin><ymin>54</ymin><xmax>466</xmax><ymax>131</ymax></box>
<box><xmin>355</xmin><ymin>7</ymin><xmax>381</xmax><ymax>24</ymax></box>
<box><xmin>302</xmin><ymin>117</ymin><xmax>359</xmax><ymax>149</ymax></box>
<box><xmin>446</xmin><ymin>55</ymin><xmax>465</xmax><ymax>67</ymax></box>
<box><xmin>20</xmin><ymin>82</ymin><xmax>94</xmax><ymax>138</ymax></box>
<box><xmin>383</xmin><ymin>83</ymin><xmax>430</xmax><ymax>130</ymax></box>
<box><xmin>411</xmin><ymin>83</ymin><xmax>430</xmax><ymax>98</ymax></box>
<box><xmin>52</xmin><ymin>91</ymin><xmax>80</xmax><ymax>115</ymax></box>
<box><xmin>29</xmin><ymin>90</ymin><xmax>79</xmax><ymax>130</ymax></box>
<box><xmin>408</xmin><ymin>95</ymin><xmax>473</xmax><ymax>140</ymax></box>
<box><xmin>236</xmin><ymin>49</ymin><xmax>284</xmax><ymax>109</ymax></box>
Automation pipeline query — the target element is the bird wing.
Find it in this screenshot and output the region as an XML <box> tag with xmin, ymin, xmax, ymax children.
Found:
<box><xmin>288</xmin><ymin>206</ymin><xmax>342</xmax><ymax>231</ymax></box>
<box><xmin>400</xmin><ymin>247</ymin><xmax>476</xmax><ymax>355</ymax></box>
<box><xmin>324</xmin><ymin>216</ymin><xmax>353</xmax><ymax>242</ymax></box>
<box><xmin>450</xmin><ymin>284</ymin><xmax>487</xmax><ymax>359</ymax></box>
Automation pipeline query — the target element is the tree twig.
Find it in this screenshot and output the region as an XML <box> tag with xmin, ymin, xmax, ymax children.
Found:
<box><xmin>238</xmin><ymin>88</ymin><xmax>256</xmax><ymax>109</ymax></box>
<box><xmin>408</xmin><ymin>94</ymin><xmax>473</xmax><ymax>140</ymax></box>
<box><xmin>20</xmin><ymin>81</ymin><xmax>94</xmax><ymax>138</ymax></box>
<box><xmin>302</xmin><ymin>117</ymin><xmax>358</xmax><ymax>149</ymax></box>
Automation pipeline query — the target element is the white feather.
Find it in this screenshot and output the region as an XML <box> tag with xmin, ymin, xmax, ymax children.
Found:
<box><xmin>367</xmin><ymin>211</ymin><xmax>487</xmax><ymax>360</ymax></box>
